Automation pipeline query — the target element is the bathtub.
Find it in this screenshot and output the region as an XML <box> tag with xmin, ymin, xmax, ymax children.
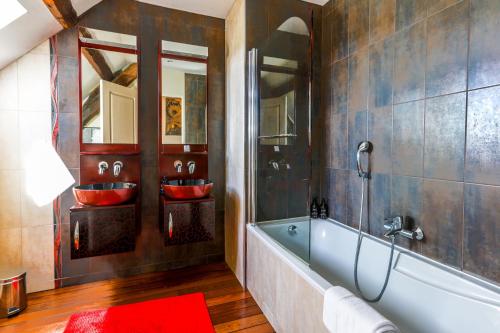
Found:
<box><xmin>258</xmin><ymin>217</ymin><xmax>310</xmax><ymax>262</ymax></box>
<box><xmin>247</xmin><ymin>218</ymin><xmax>500</xmax><ymax>333</ymax></box>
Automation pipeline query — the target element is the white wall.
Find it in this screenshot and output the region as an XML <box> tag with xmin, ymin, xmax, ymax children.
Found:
<box><xmin>161</xmin><ymin>67</ymin><xmax>185</xmax><ymax>144</ymax></box>
<box><xmin>225</xmin><ymin>0</ymin><xmax>246</xmax><ymax>287</ymax></box>
<box><xmin>0</xmin><ymin>41</ymin><xmax>54</xmax><ymax>293</ymax></box>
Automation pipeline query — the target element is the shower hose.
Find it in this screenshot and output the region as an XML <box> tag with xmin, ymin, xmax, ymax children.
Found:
<box><xmin>353</xmin><ymin>176</ymin><xmax>395</xmax><ymax>303</ymax></box>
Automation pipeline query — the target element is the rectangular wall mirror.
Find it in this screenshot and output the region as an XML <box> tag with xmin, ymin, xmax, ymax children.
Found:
<box><xmin>260</xmin><ymin>56</ymin><xmax>297</xmax><ymax>146</ymax></box>
<box><xmin>79</xmin><ymin>27</ymin><xmax>139</xmax><ymax>146</ymax></box>
<box><xmin>160</xmin><ymin>41</ymin><xmax>208</xmax><ymax>145</ymax></box>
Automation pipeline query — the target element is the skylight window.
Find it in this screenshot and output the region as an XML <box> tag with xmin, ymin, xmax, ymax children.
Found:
<box><xmin>0</xmin><ymin>0</ymin><xmax>27</xmax><ymax>30</ymax></box>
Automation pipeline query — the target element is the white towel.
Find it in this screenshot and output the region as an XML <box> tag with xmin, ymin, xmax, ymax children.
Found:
<box><xmin>323</xmin><ymin>286</ymin><xmax>399</xmax><ymax>333</ymax></box>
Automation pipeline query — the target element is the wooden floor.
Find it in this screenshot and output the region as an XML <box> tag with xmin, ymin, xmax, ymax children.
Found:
<box><xmin>0</xmin><ymin>263</ymin><xmax>274</xmax><ymax>333</ymax></box>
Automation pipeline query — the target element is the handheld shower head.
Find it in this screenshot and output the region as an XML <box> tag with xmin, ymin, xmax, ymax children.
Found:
<box><xmin>357</xmin><ymin>141</ymin><xmax>373</xmax><ymax>154</ymax></box>
<box><xmin>356</xmin><ymin>141</ymin><xmax>372</xmax><ymax>179</ymax></box>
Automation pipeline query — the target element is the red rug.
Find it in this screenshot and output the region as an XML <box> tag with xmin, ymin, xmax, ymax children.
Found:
<box><xmin>64</xmin><ymin>293</ymin><xmax>215</xmax><ymax>333</ymax></box>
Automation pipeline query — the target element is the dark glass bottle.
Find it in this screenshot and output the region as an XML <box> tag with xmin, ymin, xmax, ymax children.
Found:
<box><xmin>311</xmin><ymin>198</ymin><xmax>319</xmax><ymax>219</ymax></box>
<box><xmin>320</xmin><ymin>198</ymin><xmax>329</xmax><ymax>219</ymax></box>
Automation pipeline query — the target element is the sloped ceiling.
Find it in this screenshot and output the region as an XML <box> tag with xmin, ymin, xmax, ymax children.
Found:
<box><xmin>0</xmin><ymin>0</ymin><xmax>102</xmax><ymax>70</ymax></box>
<box><xmin>0</xmin><ymin>0</ymin><xmax>328</xmax><ymax>70</ymax></box>
<box><xmin>137</xmin><ymin>0</ymin><xmax>328</xmax><ymax>19</ymax></box>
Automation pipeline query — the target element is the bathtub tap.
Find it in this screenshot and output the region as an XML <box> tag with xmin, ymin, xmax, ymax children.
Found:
<box><xmin>384</xmin><ymin>216</ymin><xmax>424</xmax><ymax>241</ymax></box>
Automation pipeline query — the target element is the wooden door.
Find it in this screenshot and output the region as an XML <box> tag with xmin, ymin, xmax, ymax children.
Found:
<box><xmin>100</xmin><ymin>80</ymin><xmax>138</xmax><ymax>144</ymax></box>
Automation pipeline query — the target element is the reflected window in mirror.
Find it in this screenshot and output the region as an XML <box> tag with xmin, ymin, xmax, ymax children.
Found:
<box><xmin>79</xmin><ymin>27</ymin><xmax>139</xmax><ymax>146</ymax></box>
<box><xmin>160</xmin><ymin>41</ymin><xmax>208</xmax><ymax>146</ymax></box>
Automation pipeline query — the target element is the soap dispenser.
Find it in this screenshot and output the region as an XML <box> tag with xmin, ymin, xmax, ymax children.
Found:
<box><xmin>311</xmin><ymin>198</ymin><xmax>319</xmax><ymax>219</ymax></box>
<box><xmin>320</xmin><ymin>199</ymin><xmax>329</xmax><ymax>219</ymax></box>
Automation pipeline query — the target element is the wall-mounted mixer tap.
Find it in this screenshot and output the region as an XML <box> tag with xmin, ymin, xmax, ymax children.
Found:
<box><xmin>269</xmin><ymin>160</ymin><xmax>279</xmax><ymax>171</ymax></box>
<box><xmin>113</xmin><ymin>161</ymin><xmax>123</xmax><ymax>177</ymax></box>
<box><xmin>187</xmin><ymin>161</ymin><xmax>196</xmax><ymax>175</ymax></box>
<box><xmin>174</xmin><ymin>160</ymin><xmax>183</xmax><ymax>173</ymax></box>
<box><xmin>98</xmin><ymin>161</ymin><xmax>108</xmax><ymax>175</ymax></box>
<box><xmin>384</xmin><ymin>216</ymin><xmax>424</xmax><ymax>240</ymax></box>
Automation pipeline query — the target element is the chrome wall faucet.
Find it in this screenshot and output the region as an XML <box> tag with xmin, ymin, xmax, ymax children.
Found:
<box><xmin>187</xmin><ymin>161</ymin><xmax>196</xmax><ymax>175</ymax></box>
<box><xmin>98</xmin><ymin>161</ymin><xmax>108</xmax><ymax>175</ymax></box>
<box><xmin>174</xmin><ymin>160</ymin><xmax>183</xmax><ymax>173</ymax></box>
<box><xmin>113</xmin><ymin>161</ymin><xmax>123</xmax><ymax>177</ymax></box>
<box><xmin>384</xmin><ymin>216</ymin><xmax>424</xmax><ymax>240</ymax></box>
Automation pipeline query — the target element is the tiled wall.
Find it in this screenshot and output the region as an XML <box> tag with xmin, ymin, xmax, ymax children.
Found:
<box><xmin>54</xmin><ymin>0</ymin><xmax>226</xmax><ymax>286</ymax></box>
<box><xmin>0</xmin><ymin>41</ymin><xmax>54</xmax><ymax>292</ymax></box>
<box><xmin>321</xmin><ymin>0</ymin><xmax>499</xmax><ymax>283</ymax></box>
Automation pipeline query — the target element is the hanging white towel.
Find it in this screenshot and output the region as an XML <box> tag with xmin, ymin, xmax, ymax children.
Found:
<box><xmin>323</xmin><ymin>286</ymin><xmax>400</xmax><ymax>333</ymax></box>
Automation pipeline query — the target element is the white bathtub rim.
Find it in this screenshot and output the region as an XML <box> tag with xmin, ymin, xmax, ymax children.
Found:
<box><xmin>321</xmin><ymin>218</ymin><xmax>500</xmax><ymax>296</ymax></box>
<box><xmin>247</xmin><ymin>223</ymin><xmax>331</xmax><ymax>294</ymax></box>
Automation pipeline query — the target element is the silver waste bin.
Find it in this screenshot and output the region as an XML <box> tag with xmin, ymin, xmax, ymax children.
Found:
<box><xmin>0</xmin><ymin>268</ymin><xmax>27</xmax><ymax>318</ymax></box>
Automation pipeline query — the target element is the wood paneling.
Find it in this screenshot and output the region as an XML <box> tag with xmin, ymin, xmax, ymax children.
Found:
<box><xmin>0</xmin><ymin>263</ymin><xmax>274</xmax><ymax>333</ymax></box>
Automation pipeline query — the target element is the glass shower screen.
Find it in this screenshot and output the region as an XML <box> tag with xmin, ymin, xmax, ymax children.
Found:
<box><xmin>248</xmin><ymin>16</ymin><xmax>312</xmax><ymax>262</ymax></box>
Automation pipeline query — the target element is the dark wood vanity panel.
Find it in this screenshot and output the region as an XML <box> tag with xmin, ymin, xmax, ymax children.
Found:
<box><xmin>162</xmin><ymin>197</ymin><xmax>215</xmax><ymax>246</ymax></box>
<box><xmin>70</xmin><ymin>204</ymin><xmax>136</xmax><ymax>259</ymax></box>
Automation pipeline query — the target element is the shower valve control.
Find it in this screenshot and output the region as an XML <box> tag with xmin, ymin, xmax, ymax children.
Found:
<box><xmin>384</xmin><ymin>216</ymin><xmax>424</xmax><ymax>241</ymax></box>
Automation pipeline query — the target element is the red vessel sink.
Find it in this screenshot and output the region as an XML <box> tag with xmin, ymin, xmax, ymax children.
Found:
<box><xmin>162</xmin><ymin>179</ymin><xmax>213</xmax><ymax>200</ymax></box>
<box><xmin>73</xmin><ymin>183</ymin><xmax>137</xmax><ymax>207</ymax></box>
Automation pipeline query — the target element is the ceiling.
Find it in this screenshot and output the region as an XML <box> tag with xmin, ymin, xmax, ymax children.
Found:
<box><xmin>0</xmin><ymin>0</ymin><xmax>102</xmax><ymax>70</ymax></box>
<box><xmin>0</xmin><ymin>0</ymin><xmax>328</xmax><ymax>70</ymax></box>
<box><xmin>138</xmin><ymin>0</ymin><xmax>328</xmax><ymax>19</ymax></box>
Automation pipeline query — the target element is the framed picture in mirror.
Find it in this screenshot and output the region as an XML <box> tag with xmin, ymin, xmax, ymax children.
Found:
<box><xmin>78</xmin><ymin>27</ymin><xmax>140</xmax><ymax>154</ymax></box>
<box><xmin>159</xmin><ymin>41</ymin><xmax>208</xmax><ymax>154</ymax></box>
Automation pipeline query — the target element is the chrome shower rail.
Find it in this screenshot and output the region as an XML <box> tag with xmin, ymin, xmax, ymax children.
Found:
<box><xmin>257</xmin><ymin>134</ymin><xmax>298</xmax><ymax>139</ymax></box>
<box><xmin>247</xmin><ymin>48</ymin><xmax>259</xmax><ymax>225</ymax></box>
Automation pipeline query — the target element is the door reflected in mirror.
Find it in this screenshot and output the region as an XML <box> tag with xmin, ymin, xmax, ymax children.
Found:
<box><xmin>161</xmin><ymin>41</ymin><xmax>208</xmax><ymax>145</ymax></box>
<box><xmin>80</xmin><ymin>27</ymin><xmax>138</xmax><ymax>144</ymax></box>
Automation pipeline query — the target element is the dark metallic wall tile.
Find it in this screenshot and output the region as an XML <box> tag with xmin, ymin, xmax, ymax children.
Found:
<box><xmin>368</xmin><ymin>106</ymin><xmax>392</xmax><ymax>174</ymax></box>
<box><xmin>332</xmin><ymin>0</ymin><xmax>349</xmax><ymax>62</ymax></box>
<box><xmin>395</xmin><ymin>0</ymin><xmax>427</xmax><ymax>31</ymax></box>
<box><xmin>392</xmin><ymin>100</ymin><xmax>424</xmax><ymax>176</ymax></box>
<box><xmin>393</xmin><ymin>21</ymin><xmax>426</xmax><ymax>103</ymax></box>
<box><xmin>465</xmin><ymin>86</ymin><xmax>500</xmax><ymax>185</ymax></box>
<box><xmin>469</xmin><ymin>0</ymin><xmax>500</xmax><ymax>89</ymax></box>
<box><xmin>348</xmin><ymin>110</ymin><xmax>368</xmax><ymax>170</ymax></box>
<box><xmin>331</xmin><ymin>113</ymin><xmax>348</xmax><ymax>169</ymax></box>
<box><xmin>391</xmin><ymin>175</ymin><xmax>422</xmax><ymax>250</ymax></box>
<box><xmin>426</xmin><ymin>1</ymin><xmax>468</xmax><ymax>97</ymax></box>
<box><xmin>464</xmin><ymin>184</ymin><xmax>500</xmax><ymax>283</ymax></box>
<box><xmin>348</xmin><ymin>0</ymin><xmax>370</xmax><ymax>54</ymax></box>
<box><xmin>427</xmin><ymin>0</ymin><xmax>463</xmax><ymax>17</ymax></box>
<box><xmin>369</xmin><ymin>0</ymin><xmax>396</xmax><ymax>43</ymax></box>
<box><xmin>332</xmin><ymin>58</ymin><xmax>348</xmax><ymax>115</ymax></box>
<box><xmin>57</xmin><ymin>56</ymin><xmax>79</xmax><ymax>113</ymax></box>
<box><xmin>58</xmin><ymin>113</ymin><xmax>80</xmax><ymax>169</ymax></box>
<box><xmin>368</xmin><ymin>173</ymin><xmax>392</xmax><ymax>238</ymax></box>
<box><xmin>348</xmin><ymin>48</ymin><xmax>369</xmax><ymax>114</ymax></box>
<box><xmin>369</xmin><ymin>37</ymin><xmax>395</xmax><ymax>110</ymax></box>
<box><xmin>422</xmin><ymin>179</ymin><xmax>463</xmax><ymax>268</ymax></box>
<box><xmin>347</xmin><ymin>170</ymin><xmax>368</xmax><ymax>228</ymax></box>
<box><xmin>327</xmin><ymin>168</ymin><xmax>349</xmax><ymax>222</ymax></box>
<box><xmin>322</xmin><ymin>10</ymin><xmax>332</xmax><ymax>65</ymax></box>
<box><xmin>424</xmin><ymin>93</ymin><xmax>466</xmax><ymax>181</ymax></box>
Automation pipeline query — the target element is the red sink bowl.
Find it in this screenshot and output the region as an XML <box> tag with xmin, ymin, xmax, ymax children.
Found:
<box><xmin>73</xmin><ymin>183</ymin><xmax>137</xmax><ymax>207</ymax></box>
<box><xmin>162</xmin><ymin>179</ymin><xmax>213</xmax><ymax>200</ymax></box>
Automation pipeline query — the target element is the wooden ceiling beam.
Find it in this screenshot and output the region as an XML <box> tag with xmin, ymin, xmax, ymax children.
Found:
<box><xmin>42</xmin><ymin>0</ymin><xmax>78</xmax><ymax>29</ymax></box>
<box><xmin>83</xmin><ymin>63</ymin><xmax>138</xmax><ymax>125</ymax></box>
<box><xmin>79</xmin><ymin>28</ymin><xmax>115</xmax><ymax>82</ymax></box>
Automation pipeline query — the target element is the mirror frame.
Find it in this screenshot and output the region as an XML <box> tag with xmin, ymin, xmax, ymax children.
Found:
<box><xmin>158</xmin><ymin>44</ymin><xmax>209</xmax><ymax>154</ymax></box>
<box><xmin>78</xmin><ymin>28</ymin><xmax>141</xmax><ymax>155</ymax></box>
